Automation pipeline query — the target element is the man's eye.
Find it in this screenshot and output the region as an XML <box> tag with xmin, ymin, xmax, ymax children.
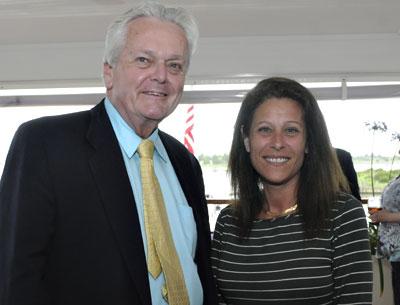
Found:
<box><xmin>168</xmin><ymin>62</ymin><xmax>184</xmax><ymax>73</ymax></box>
<box><xmin>135</xmin><ymin>57</ymin><xmax>150</xmax><ymax>65</ymax></box>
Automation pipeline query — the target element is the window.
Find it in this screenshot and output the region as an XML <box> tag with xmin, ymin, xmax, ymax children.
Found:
<box><xmin>1</xmin><ymin>98</ymin><xmax>399</xmax><ymax>199</ymax></box>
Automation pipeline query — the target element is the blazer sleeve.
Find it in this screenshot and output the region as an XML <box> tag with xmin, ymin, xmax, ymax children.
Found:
<box><xmin>0</xmin><ymin>121</ymin><xmax>55</xmax><ymax>305</ymax></box>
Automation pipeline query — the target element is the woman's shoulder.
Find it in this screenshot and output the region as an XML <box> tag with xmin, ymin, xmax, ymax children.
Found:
<box><xmin>335</xmin><ymin>191</ymin><xmax>362</xmax><ymax>204</ymax></box>
<box><xmin>215</xmin><ymin>204</ymin><xmax>238</xmax><ymax>224</ymax></box>
<box><xmin>382</xmin><ymin>176</ymin><xmax>400</xmax><ymax>210</ymax></box>
<box><xmin>330</xmin><ymin>193</ymin><xmax>368</xmax><ymax>237</ymax></box>
<box><xmin>218</xmin><ymin>204</ymin><xmax>236</xmax><ymax>218</ymax></box>
<box><xmin>332</xmin><ymin>192</ymin><xmax>366</xmax><ymax>218</ymax></box>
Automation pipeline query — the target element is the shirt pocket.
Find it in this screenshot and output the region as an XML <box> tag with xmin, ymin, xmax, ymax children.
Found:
<box><xmin>176</xmin><ymin>204</ymin><xmax>197</xmax><ymax>256</ymax></box>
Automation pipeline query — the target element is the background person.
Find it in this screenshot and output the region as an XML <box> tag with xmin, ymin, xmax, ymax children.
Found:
<box><xmin>370</xmin><ymin>174</ymin><xmax>400</xmax><ymax>305</ymax></box>
<box><xmin>335</xmin><ymin>147</ymin><xmax>361</xmax><ymax>200</ymax></box>
<box><xmin>0</xmin><ymin>3</ymin><xmax>217</xmax><ymax>305</ymax></box>
<box><xmin>211</xmin><ymin>77</ymin><xmax>372</xmax><ymax>304</ymax></box>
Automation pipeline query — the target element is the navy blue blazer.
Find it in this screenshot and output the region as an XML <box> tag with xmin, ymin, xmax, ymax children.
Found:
<box><xmin>335</xmin><ymin>148</ymin><xmax>361</xmax><ymax>201</ymax></box>
<box><xmin>0</xmin><ymin>101</ymin><xmax>217</xmax><ymax>305</ymax></box>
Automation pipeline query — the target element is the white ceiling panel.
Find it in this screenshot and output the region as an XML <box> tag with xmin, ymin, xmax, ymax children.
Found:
<box><xmin>1</xmin><ymin>0</ymin><xmax>400</xmax><ymax>104</ymax></box>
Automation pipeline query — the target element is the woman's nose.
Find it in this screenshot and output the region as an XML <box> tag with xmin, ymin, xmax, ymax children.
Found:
<box><xmin>271</xmin><ymin>132</ymin><xmax>284</xmax><ymax>150</ymax></box>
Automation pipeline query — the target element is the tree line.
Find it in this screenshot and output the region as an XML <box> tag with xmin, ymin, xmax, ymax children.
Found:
<box><xmin>198</xmin><ymin>154</ymin><xmax>400</xmax><ymax>197</ymax></box>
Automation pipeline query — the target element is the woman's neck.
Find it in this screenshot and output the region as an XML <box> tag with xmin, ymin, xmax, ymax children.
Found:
<box><xmin>262</xmin><ymin>182</ymin><xmax>298</xmax><ymax>214</ymax></box>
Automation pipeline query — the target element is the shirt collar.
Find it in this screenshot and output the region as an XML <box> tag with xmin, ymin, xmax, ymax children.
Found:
<box><xmin>104</xmin><ymin>98</ymin><xmax>168</xmax><ymax>162</ymax></box>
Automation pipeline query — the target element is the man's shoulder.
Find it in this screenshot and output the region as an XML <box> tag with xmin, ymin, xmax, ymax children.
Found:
<box><xmin>159</xmin><ymin>130</ymin><xmax>193</xmax><ymax>157</ymax></box>
<box><xmin>13</xmin><ymin>104</ymin><xmax>102</xmax><ymax>147</ymax></box>
<box><xmin>21</xmin><ymin>106</ymin><xmax>93</xmax><ymax>131</ymax></box>
<box><xmin>335</xmin><ymin>148</ymin><xmax>352</xmax><ymax>160</ymax></box>
<box><xmin>158</xmin><ymin>130</ymin><xmax>201</xmax><ymax>174</ymax></box>
<box><xmin>159</xmin><ymin>130</ymin><xmax>184</xmax><ymax>147</ymax></box>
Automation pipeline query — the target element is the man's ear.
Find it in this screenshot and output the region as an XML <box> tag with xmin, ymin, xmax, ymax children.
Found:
<box><xmin>103</xmin><ymin>63</ymin><xmax>113</xmax><ymax>90</ymax></box>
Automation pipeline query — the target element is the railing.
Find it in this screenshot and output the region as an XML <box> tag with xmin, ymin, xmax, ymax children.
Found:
<box><xmin>207</xmin><ymin>198</ymin><xmax>368</xmax><ymax>205</ymax></box>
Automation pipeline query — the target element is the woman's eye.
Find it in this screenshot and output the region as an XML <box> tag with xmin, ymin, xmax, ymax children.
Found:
<box><xmin>286</xmin><ymin>127</ymin><xmax>300</xmax><ymax>135</ymax></box>
<box><xmin>258</xmin><ymin>126</ymin><xmax>272</xmax><ymax>133</ymax></box>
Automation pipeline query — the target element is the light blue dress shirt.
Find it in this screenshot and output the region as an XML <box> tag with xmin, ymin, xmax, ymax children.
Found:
<box><xmin>105</xmin><ymin>99</ymin><xmax>203</xmax><ymax>305</ymax></box>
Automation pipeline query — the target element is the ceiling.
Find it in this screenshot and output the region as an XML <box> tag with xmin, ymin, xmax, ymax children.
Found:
<box><xmin>1</xmin><ymin>0</ymin><xmax>399</xmax><ymax>42</ymax></box>
<box><xmin>1</xmin><ymin>0</ymin><xmax>400</xmax><ymax>105</ymax></box>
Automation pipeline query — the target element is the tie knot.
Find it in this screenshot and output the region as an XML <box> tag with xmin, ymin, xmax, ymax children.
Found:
<box><xmin>138</xmin><ymin>139</ymin><xmax>155</xmax><ymax>159</ymax></box>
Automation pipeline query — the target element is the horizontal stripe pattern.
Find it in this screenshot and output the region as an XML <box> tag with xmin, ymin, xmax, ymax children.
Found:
<box><xmin>211</xmin><ymin>193</ymin><xmax>372</xmax><ymax>305</ymax></box>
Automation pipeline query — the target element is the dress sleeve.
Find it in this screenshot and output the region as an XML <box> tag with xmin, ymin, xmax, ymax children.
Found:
<box><xmin>211</xmin><ymin>208</ymin><xmax>228</xmax><ymax>305</ymax></box>
<box><xmin>331</xmin><ymin>196</ymin><xmax>373</xmax><ymax>304</ymax></box>
<box><xmin>0</xmin><ymin>122</ymin><xmax>55</xmax><ymax>305</ymax></box>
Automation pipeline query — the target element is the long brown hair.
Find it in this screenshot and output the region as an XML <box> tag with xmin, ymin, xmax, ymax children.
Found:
<box><xmin>228</xmin><ymin>77</ymin><xmax>348</xmax><ymax>238</ymax></box>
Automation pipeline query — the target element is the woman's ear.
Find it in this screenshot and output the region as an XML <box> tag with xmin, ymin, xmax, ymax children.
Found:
<box><xmin>244</xmin><ymin>137</ymin><xmax>250</xmax><ymax>152</ymax></box>
<box><xmin>241</xmin><ymin>125</ymin><xmax>250</xmax><ymax>152</ymax></box>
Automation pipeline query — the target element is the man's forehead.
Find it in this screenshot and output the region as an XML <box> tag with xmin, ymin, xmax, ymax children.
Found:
<box><xmin>127</xmin><ymin>16</ymin><xmax>185</xmax><ymax>37</ymax></box>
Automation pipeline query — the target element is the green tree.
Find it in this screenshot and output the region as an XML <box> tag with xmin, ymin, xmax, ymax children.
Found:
<box><xmin>388</xmin><ymin>132</ymin><xmax>400</xmax><ymax>180</ymax></box>
<box><xmin>364</xmin><ymin>121</ymin><xmax>387</xmax><ymax>196</ymax></box>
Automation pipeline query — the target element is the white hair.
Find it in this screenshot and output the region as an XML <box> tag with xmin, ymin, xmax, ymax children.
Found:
<box><xmin>103</xmin><ymin>2</ymin><xmax>199</xmax><ymax>68</ymax></box>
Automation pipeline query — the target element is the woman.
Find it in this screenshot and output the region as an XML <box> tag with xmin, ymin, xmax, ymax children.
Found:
<box><xmin>211</xmin><ymin>77</ymin><xmax>372</xmax><ymax>304</ymax></box>
<box><xmin>370</xmin><ymin>174</ymin><xmax>400</xmax><ymax>305</ymax></box>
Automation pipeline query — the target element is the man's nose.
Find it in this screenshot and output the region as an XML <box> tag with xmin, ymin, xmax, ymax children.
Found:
<box><xmin>151</xmin><ymin>62</ymin><xmax>167</xmax><ymax>83</ymax></box>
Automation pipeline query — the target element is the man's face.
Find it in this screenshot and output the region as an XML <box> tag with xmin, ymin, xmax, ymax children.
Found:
<box><xmin>103</xmin><ymin>17</ymin><xmax>189</xmax><ymax>137</ymax></box>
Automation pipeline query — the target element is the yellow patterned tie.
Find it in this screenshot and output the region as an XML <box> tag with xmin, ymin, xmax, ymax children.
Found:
<box><xmin>138</xmin><ymin>139</ymin><xmax>190</xmax><ymax>305</ymax></box>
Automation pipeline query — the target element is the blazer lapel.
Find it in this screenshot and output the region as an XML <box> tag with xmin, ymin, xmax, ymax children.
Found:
<box><xmin>86</xmin><ymin>102</ymin><xmax>151</xmax><ymax>305</ymax></box>
<box><xmin>160</xmin><ymin>133</ymin><xmax>191</xmax><ymax>201</ymax></box>
<box><xmin>159</xmin><ymin>132</ymin><xmax>202</xmax><ymax>227</ymax></box>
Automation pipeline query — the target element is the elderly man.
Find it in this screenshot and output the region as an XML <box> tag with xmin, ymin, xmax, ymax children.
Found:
<box><xmin>0</xmin><ymin>3</ymin><xmax>217</xmax><ymax>305</ymax></box>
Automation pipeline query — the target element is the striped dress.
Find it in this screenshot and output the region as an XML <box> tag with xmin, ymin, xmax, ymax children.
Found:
<box><xmin>211</xmin><ymin>193</ymin><xmax>373</xmax><ymax>305</ymax></box>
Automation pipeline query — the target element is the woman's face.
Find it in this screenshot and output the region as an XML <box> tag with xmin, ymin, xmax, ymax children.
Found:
<box><xmin>244</xmin><ymin>97</ymin><xmax>307</xmax><ymax>189</ymax></box>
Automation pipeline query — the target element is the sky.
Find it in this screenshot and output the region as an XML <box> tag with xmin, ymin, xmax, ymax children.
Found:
<box><xmin>1</xmin><ymin>97</ymin><xmax>400</xmax><ymax>176</ymax></box>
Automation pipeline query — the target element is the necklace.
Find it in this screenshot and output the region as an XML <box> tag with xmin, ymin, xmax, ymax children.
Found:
<box><xmin>261</xmin><ymin>204</ymin><xmax>298</xmax><ymax>219</ymax></box>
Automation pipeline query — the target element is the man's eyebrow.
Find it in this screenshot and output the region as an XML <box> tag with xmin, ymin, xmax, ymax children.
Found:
<box><xmin>131</xmin><ymin>49</ymin><xmax>187</xmax><ymax>60</ymax></box>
